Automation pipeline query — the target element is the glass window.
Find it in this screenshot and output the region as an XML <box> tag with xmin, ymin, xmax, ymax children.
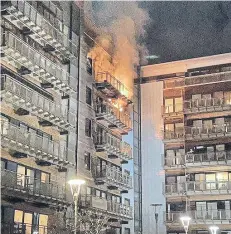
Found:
<box><xmin>39</xmin><ymin>214</ymin><xmax>48</xmax><ymax>234</ymax></box>
<box><xmin>165</xmin><ymin>124</ymin><xmax>174</xmax><ymax>132</ymax></box>
<box><xmin>85</xmin><ymin>118</ymin><xmax>92</xmax><ymax>137</ymax></box>
<box><xmin>96</xmin><ymin>190</ymin><xmax>101</xmax><ymax>197</ymax></box>
<box><xmin>17</xmin><ymin>165</ymin><xmax>26</xmax><ymax>187</ymax></box>
<box><xmin>41</xmin><ymin>172</ymin><xmax>49</xmax><ymax>183</ymax></box>
<box><xmin>175</xmin><ymin>97</ymin><xmax>183</xmax><ymax>112</ymax></box>
<box><xmin>125</xmin><ymin>228</ymin><xmax>130</xmax><ymax>234</ymax></box>
<box><xmin>164</xmin><ymin>99</ymin><xmax>173</xmax><ymax>113</ymax></box>
<box><xmin>14</xmin><ymin>210</ymin><xmax>23</xmax><ymax>223</ymax></box>
<box><xmin>86</xmin><ymin>187</ymin><xmax>91</xmax><ymax>195</ymax></box>
<box><xmin>86</xmin><ymin>86</ymin><xmax>92</xmax><ymax>106</ymax></box>
<box><xmin>86</xmin><ymin>57</ymin><xmax>93</xmax><ymax>75</ymax></box>
<box><xmin>84</xmin><ymin>152</ymin><xmax>91</xmax><ymax>170</ymax></box>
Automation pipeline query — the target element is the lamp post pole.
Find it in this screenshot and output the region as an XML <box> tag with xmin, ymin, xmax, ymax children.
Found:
<box><xmin>68</xmin><ymin>179</ymin><xmax>85</xmax><ymax>234</ymax></box>
<box><xmin>151</xmin><ymin>204</ymin><xmax>162</xmax><ymax>234</ymax></box>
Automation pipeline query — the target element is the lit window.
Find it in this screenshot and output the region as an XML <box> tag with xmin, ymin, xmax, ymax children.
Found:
<box><xmin>14</xmin><ymin>210</ymin><xmax>23</xmax><ymax>223</ymax></box>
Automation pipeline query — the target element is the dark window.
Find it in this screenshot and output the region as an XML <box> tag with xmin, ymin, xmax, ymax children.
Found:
<box><xmin>85</xmin><ymin>118</ymin><xmax>92</xmax><ymax>137</ymax></box>
<box><xmin>84</xmin><ymin>152</ymin><xmax>91</xmax><ymax>170</ymax></box>
<box><xmin>87</xmin><ymin>57</ymin><xmax>93</xmax><ymax>75</ymax></box>
<box><xmin>125</xmin><ymin>228</ymin><xmax>130</xmax><ymax>234</ymax></box>
<box><xmin>86</xmin><ymin>86</ymin><xmax>92</xmax><ymax>106</ymax></box>
<box><xmin>6</xmin><ymin>161</ymin><xmax>17</xmax><ymax>172</ymax></box>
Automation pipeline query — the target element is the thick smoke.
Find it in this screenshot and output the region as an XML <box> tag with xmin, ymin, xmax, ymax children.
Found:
<box><xmin>86</xmin><ymin>1</ymin><xmax>149</xmax><ymax>90</ymax></box>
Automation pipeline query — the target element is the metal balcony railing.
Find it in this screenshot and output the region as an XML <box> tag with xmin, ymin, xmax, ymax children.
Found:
<box><xmin>163</xmin><ymin>79</ymin><xmax>185</xmax><ymax>89</ymax></box>
<box><xmin>184</xmin><ymin>97</ymin><xmax>231</xmax><ymax>113</ymax></box>
<box><xmin>2</xmin><ymin>0</ymin><xmax>78</xmax><ymax>59</ymax></box>
<box><xmin>107</xmin><ymin>201</ymin><xmax>133</xmax><ymax>219</ymax></box>
<box><xmin>165</xmin><ymin>181</ymin><xmax>231</xmax><ymax>196</ymax></box>
<box><xmin>1</xmin><ymin>32</ymin><xmax>76</xmax><ymax>94</ymax></box>
<box><xmin>94</xmin><ymin>165</ymin><xmax>132</xmax><ymax>190</ymax></box>
<box><xmin>79</xmin><ymin>195</ymin><xmax>108</xmax><ymax>211</ymax></box>
<box><xmin>185</xmin><ymin>124</ymin><xmax>231</xmax><ymax>140</ymax></box>
<box><xmin>165</xmin><ymin>210</ymin><xmax>231</xmax><ymax>223</ymax></box>
<box><xmin>1</xmin><ymin>223</ymin><xmax>48</xmax><ymax>234</ymax></box>
<box><xmin>162</xmin><ymin>104</ymin><xmax>183</xmax><ymax>116</ymax></box>
<box><xmin>1</xmin><ymin>120</ymin><xmax>72</xmax><ymax>167</ymax></box>
<box><xmin>185</xmin><ymin>71</ymin><xmax>231</xmax><ymax>86</ymax></box>
<box><xmin>163</xmin><ymin>155</ymin><xmax>185</xmax><ymax>168</ymax></box>
<box><xmin>163</xmin><ymin>130</ymin><xmax>184</xmax><ymax>141</ymax></box>
<box><xmin>93</xmin><ymin>130</ymin><xmax>132</xmax><ymax>162</ymax></box>
<box><xmin>186</xmin><ymin>151</ymin><xmax>231</xmax><ymax>166</ymax></box>
<box><xmin>1</xmin><ymin>74</ymin><xmax>75</xmax><ymax>130</ymax></box>
<box><xmin>96</xmin><ymin>72</ymin><xmax>133</xmax><ymax>104</ymax></box>
<box><xmin>96</xmin><ymin>102</ymin><xmax>132</xmax><ymax>133</ymax></box>
<box><xmin>1</xmin><ymin>169</ymin><xmax>67</xmax><ymax>203</ymax></box>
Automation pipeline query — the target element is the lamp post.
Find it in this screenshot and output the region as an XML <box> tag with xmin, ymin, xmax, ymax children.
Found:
<box><xmin>150</xmin><ymin>203</ymin><xmax>162</xmax><ymax>234</ymax></box>
<box><xmin>209</xmin><ymin>226</ymin><xmax>219</xmax><ymax>234</ymax></box>
<box><xmin>68</xmin><ymin>179</ymin><xmax>86</xmax><ymax>234</ymax></box>
<box><xmin>180</xmin><ymin>216</ymin><xmax>191</xmax><ymax>234</ymax></box>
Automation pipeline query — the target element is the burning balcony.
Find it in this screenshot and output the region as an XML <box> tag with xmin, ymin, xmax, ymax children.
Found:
<box><xmin>185</xmin><ymin>71</ymin><xmax>231</xmax><ymax>86</ymax></box>
<box><xmin>1</xmin><ymin>74</ymin><xmax>75</xmax><ymax>132</ymax></box>
<box><xmin>1</xmin><ymin>169</ymin><xmax>68</xmax><ymax>206</ymax></box>
<box><xmin>93</xmin><ymin>165</ymin><xmax>132</xmax><ymax>191</ymax></box>
<box><xmin>184</xmin><ymin>98</ymin><xmax>231</xmax><ymax>114</ymax></box>
<box><xmin>95</xmin><ymin>72</ymin><xmax>133</xmax><ymax>104</ymax></box>
<box><xmin>1</xmin><ymin>32</ymin><xmax>76</xmax><ymax>94</ymax></box>
<box><xmin>1</xmin><ymin>1</ymin><xmax>78</xmax><ymax>60</ymax></box>
<box><xmin>186</xmin><ymin>151</ymin><xmax>231</xmax><ymax>167</ymax></box>
<box><xmin>185</xmin><ymin>124</ymin><xmax>231</xmax><ymax>140</ymax></box>
<box><xmin>95</xmin><ymin>102</ymin><xmax>132</xmax><ymax>134</ymax></box>
<box><xmin>93</xmin><ymin>128</ymin><xmax>132</xmax><ymax>163</ymax></box>
<box><xmin>1</xmin><ymin>120</ymin><xmax>73</xmax><ymax>169</ymax></box>
<box><xmin>107</xmin><ymin>201</ymin><xmax>133</xmax><ymax>220</ymax></box>
<box><xmin>162</xmin><ymin>104</ymin><xmax>183</xmax><ymax>118</ymax></box>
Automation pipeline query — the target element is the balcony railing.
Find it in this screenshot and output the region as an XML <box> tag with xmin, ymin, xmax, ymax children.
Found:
<box><xmin>165</xmin><ymin>210</ymin><xmax>231</xmax><ymax>223</ymax></box>
<box><xmin>1</xmin><ymin>121</ymin><xmax>72</xmax><ymax>168</ymax></box>
<box><xmin>95</xmin><ymin>72</ymin><xmax>133</xmax><ymax>104</ymax></box>
<box><xmin>79</xmin><ymin>195</ymin><xmax>108</xmax><ymax>211</ymax></box>
<box><xmin>186</xmin><ymin>151</ymin><xmax>231</xmax><ymax>166</ymax></box>
<box><xmin>163</xmin><ymin>130</ymin><xmax>184</xmax><ymax>142</ymax></box>
<box><xmin>1</xmin><ymin>223</ymin><xmax>48</xmax><ymax>234</ymax></box>
<box><xmin>162</xmin><ymin>104</ymin><xmax>183</xmax><ymax>117</ymax></box>
<box><xmin>107</xmin><ymin>201</ymin><xmax>133</xmax><ymax>219</ymax></box>
<box><xmin>1</xmin><ymin>169</ymin><xmax>68</xmax><ymax>204</ymax></box>
<box><xmin>94</xmin><ymin>165</ymin><xmax>132</xmax><ymax>190</ymax></box>
<box><xmin>96</xmin><ymin>102</ymin><xmax>132</xmax><ymax>133</ymax></box>
<box><xmin>93</xmin><ymin>130</ymin><xmax>132</xmax><ymax>162</ymax></box>
<box><xmin>163</xmin><ymin>79</ymin><xmax>185</xmax><ymax>89</ymax></box>
<box><xmin>184</xmin><ymin>98</ymin><xmax>231</xmax><ymax>114</ymax></box>
<box><xmin>185</xmin><ymin>124</ymin><xmax>231</xmax><ymax>140</ymax></box>
<box><xmin>1</xmin><ymin>74</ymin><xmax>75</xmax><ymax>131</ymax></box>
<box><xmin>163</xmin><ymin>155</ymin><xmax>185</xmax><ymax>168</ymax></box>
<box><xmin>2</xmin><ymin>0</ymin><xmax>78</xmax><ymax>59</ymax></box>
<box><xmin>165</xmin><ymin>181</ymin><xmax>231</xmax><ymax>196</ymax></box>
<box><xmin>1</xmin><ymin>32</ymin><xmax>76</xmax><ymax>94</ymax></box>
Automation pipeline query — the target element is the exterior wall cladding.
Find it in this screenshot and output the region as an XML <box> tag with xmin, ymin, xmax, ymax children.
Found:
<box><xmin>141</xmin><ymin>53</ymin><xmax>231</xmax><ymax>234</ymax></box>
<box><xmin>0</xmin><ymin>1</ymin><xmax>133</xmax><ymax>234</ymax></box>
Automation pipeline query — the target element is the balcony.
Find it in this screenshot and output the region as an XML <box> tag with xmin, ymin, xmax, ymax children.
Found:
<box><xmin>93</xmin><ymin>130</ymin><xmax>132</xmax><ymax>163</ymax></box>
<box><xmin>163</xmin><ymin>155</ymin><xmax>185</xmax><ymax>169</ymax></box>
<box><xmin>164</xmin><ymin>181</ymin><xmax>231</xmax><ymax>197</ymax></box>
<box><xmin>93</xmin><ymin>165</ymin><xmax>132</xmax><ymax>191</ymax></box>
<box><xmin>165</xmin><ymin>210</ymin><xmax>231</xmax><ymax>224</ymax></box>
<box><xmin>95</xmin><ymin>72</ymin><xmax>133</xmax><ymax>105</ymax></box>
<box><xmin>1</xmin><ymin>121</ymin><xmax>73</xmax><ymax>168</ymax></box>
<box><xmin>162</xmin><ymin>104</ymin><xmax>183</xmax><ymax>118</ymax></box>
<box><xmin>107</xmin><ymin>201</ymin><xmax>133</xmax><ymax>220</ymax></box>
<box><xmin>185</xmin><ymin>71</ymin><xmax>231</xmax><ymax>86</ymax></box>
<box><xmin>1</xmin><ymin>0</ymin><xmax>78</xmax><ymax>60</ymax></box>
<box><xmin>185</xmin><ymin>124</ymin><xmax>231</xmax><ymax>140</ymax></box>
<box><xmin>1</xmin><ymin>169</ymin><xmax>69</xmax><ymax>206</ymax></box>
<box><xmin>95</xmin><ymin>102</ymin><xmax>132</xmax><ymax>134</ymax></box>
<box><xmin>79</xmin><ymin>195</ymin><xmax>108</xmax><ymax>211</ymax></box>
<box><xmin>1</xmin><ymin>223</ymin><xmax>48</xmax><ymax>234</ymax></box>
<box><xmin>1</xmin><ymin>32</ymin><xmax>76</xmax><ymax>94</ymax></box>
<box><xmin>186</xmin><ymin>151</ymin><xmax>231</xmax><ymax>167</ymax></box>
<box><xmin>184</xmin><ymin>98</ymin><xmax>231</xmax><ymax>114</ymax></box>
<box><xmin>1</xmin><ymin>74</ymin><xmax>75</xmax><ymax>131</ymax></box>
<box><xmin>163</xmin><ymin>130</ymin><xmax>184</xmax><ymax>143</ymax></box>
<box><xmin>163</xmin><ymin>79</ymin><xmax>185</xmax><ymax>89</ymax></box>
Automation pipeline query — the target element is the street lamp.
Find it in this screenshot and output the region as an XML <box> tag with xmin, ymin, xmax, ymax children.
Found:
<box><xmin>68</xmin><ymin>179</ymin><xmax>86</xmax><ymax>234</ymax></box>
<box><xmin>180</xmin><ymin>216</ymin><xmax>191</xmax><ymax>234</ymax></box>
<box><xmin>150</xmin><ymin>203</ymin><xmax>162</xmax><ymax>234</ymax></box>
<box><xmin>209</xmin><ymin>226</ymin><xmax>219</xmax><ymax>234</ymax></box>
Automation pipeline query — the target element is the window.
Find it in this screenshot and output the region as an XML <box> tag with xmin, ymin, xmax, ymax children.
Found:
<box><xmin>124</xmin><ymin>228</ymin><xmax>130</xmax><ymax>234</ymax></box>
<box><xmin>84</xmin><ymin>152</ymin><xmax>91</xmax><ymax>170</ymax></box>
<box><xmin>86</xmin><ymin>86</ymin><xmax>92</xmax><ymax>106</ymax></box>
<box><xmin>86</xmin><ymin>57</ymin><xmax>93</xmax><ymax>75</ymax></box>
<box><xmin>124</xmin><ymin>198</ymin><xmax>130</xmax><ymax>206</ymax></box>
<box><xmin>85</xmin><ymin>118</ymin><xmax>92</xmax><ymax>137</ymax></box>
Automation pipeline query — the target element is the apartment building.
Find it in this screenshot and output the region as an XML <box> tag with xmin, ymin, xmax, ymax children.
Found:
<box><xmin>141</xmin><ymin>53</ymin><xmax>231</xmax><ymax>234</ymax></box>
<box><xmin>0</xmin><ymin>1</ymin><xmax>133</xmax><ymax>233</ymax></box>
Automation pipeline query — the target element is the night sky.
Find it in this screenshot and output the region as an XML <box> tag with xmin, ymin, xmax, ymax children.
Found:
<box><xmin>140</xmin><ymin>1</ymin><xmax>231</xmax><ymax>63</ymax></box>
